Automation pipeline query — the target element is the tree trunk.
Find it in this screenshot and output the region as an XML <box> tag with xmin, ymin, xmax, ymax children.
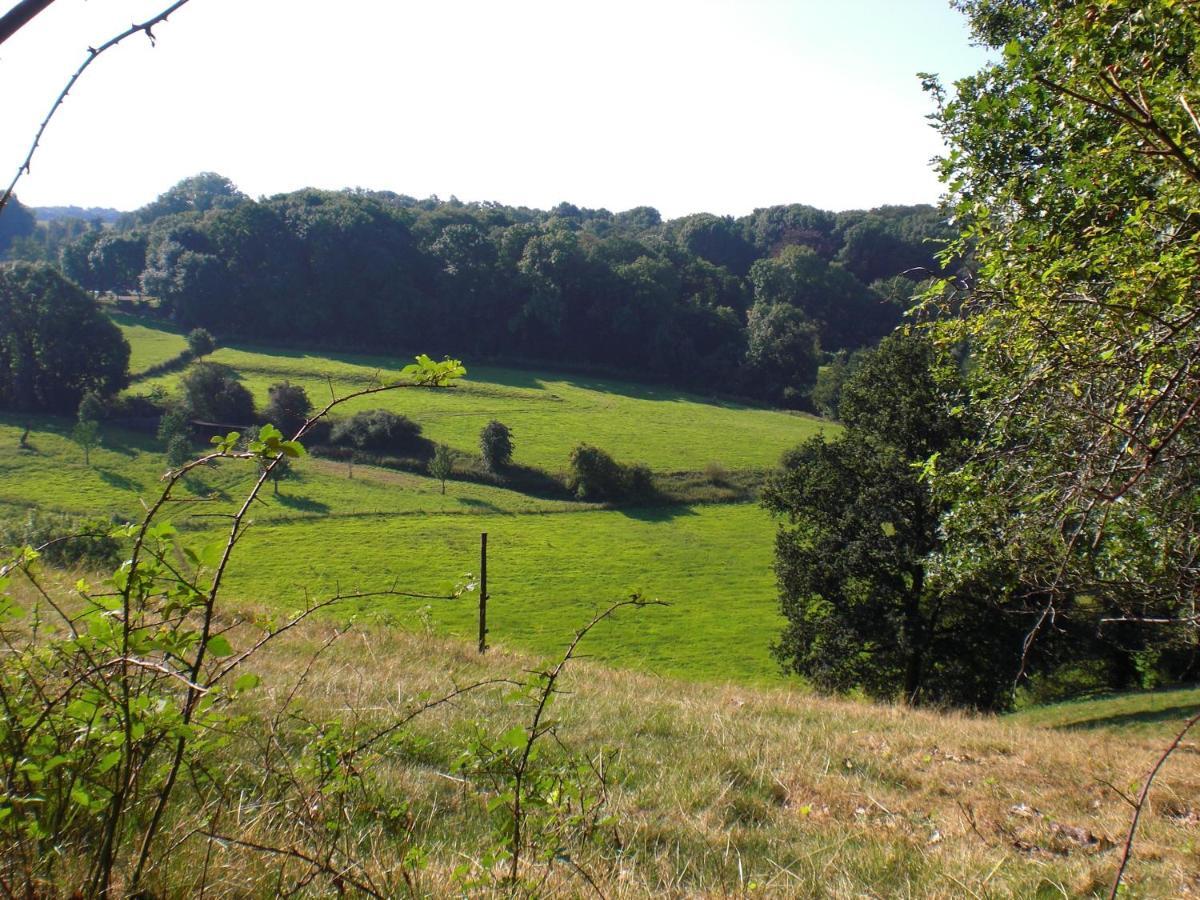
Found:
<box><xmin>902</xmin><ymin>566</ymin><xmax>926</xmax><ymax>704</ymax></box>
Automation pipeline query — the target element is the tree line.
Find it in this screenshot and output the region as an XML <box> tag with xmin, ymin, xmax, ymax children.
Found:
<box><xmin>3</xmin><ymin>173</ymin><xmax>953</xmax><ymax>407</ymax></box>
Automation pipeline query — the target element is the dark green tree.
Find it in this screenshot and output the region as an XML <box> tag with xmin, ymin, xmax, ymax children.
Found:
<box><xmin>87</xmin><ymin>233</ymin><xmax>147</xmax><ymax>294</ymax></box>
<box><xmin>263</xmin><ymin>380</ymin><xmax>312</xmax><ymax>438</ymax></box>
<box><xmin>330</xmin><ymin>409</ymin><xmax>422</xmax><ymax>455</ymax></box>
<box><xmin>0</xmin><ymin>262</ymin><xmax>130</xmax><ymax>413</ymax></box>
<box><xmin>743</xmin><ymin>302</ymin><xmax>819</xmax><ymax>407</ymax></box>
<box><xmin>566</xmin><ymin>444</ymin><xmax>626</xmax><ymax>502</ymax></box>
<box><xmin>0</xmin><ymin>195</ymin><xmax>35</xmax><ymax>257</ymax></box>
<box><xmin>479</xmin><ymin>420</ymin><xmax>513</xmax><ymax>472</ymax></box>
<box><xmin>186</xmin><ymin>327</ymin><xmax>215</xmax><ymax>360</ymax></box>
<box><xmin>763</xmin><ymin>334</ymin><xmax>1023</xmax><ymax>709</ymax></box>
<box><xmin>179</xmin><ymin>362</ymin><xmax>255</xmax><ymax>424</ymax></box>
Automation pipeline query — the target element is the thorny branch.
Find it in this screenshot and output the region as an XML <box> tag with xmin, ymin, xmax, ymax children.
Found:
<box><xmin>0</xmin><ymin>0</ymin><xmax>195</xmax><ymax>217</ymax></box>
<box><xmin>1109</xmin><ymin>709</ymin><xmax>1200</xmax><ymax>899</ymax></box>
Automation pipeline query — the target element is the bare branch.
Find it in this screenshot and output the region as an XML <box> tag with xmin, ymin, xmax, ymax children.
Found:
<box><xmin>0</xmin><ymin>0</ymin><xmax>194</xmax><ymax>217</ymax></box>
<box><xmin>0</xmin><ymin>0</ymin><xmax>58</xmax><ymax>48</ymax></box>
<box><xmin>1110</xmin><ymin>710</ymin><xmax>1200</xmax><ymax>898</ymax></box>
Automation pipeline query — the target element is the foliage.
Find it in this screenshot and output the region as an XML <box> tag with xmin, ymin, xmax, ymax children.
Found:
<box><xmin>479</xmin><ymin>419</ymin><xmax>513</xmax><ymax>471</ymax></box>
<box><xmin>809</xmin><ymin>350</ymin><xmax>864</xmax><ymax>420</ymax></box>
<box><xmin>743</xmin><ymin>302</ymin><xmax>820</xmax><ymax>407</ymax></box>
<box><xmin>331</xmin><ymin>408</ymin><xmax>423</xmax><ymax>455</ymax></box>
<box><xmin>87</xmin><ymin>232</ymin><xmax>147</xmax><ymax>293</ymax></box>
<box><xmin>76</xmin><ymin>390</ymin><xmax>105</xmax><ymax>424</ymax></box>
<box><xmin>185</xmin><ymin>326</ymin><xmax>215</xmax><ymax>359</ymax></box>
<box><xmin>566</xmin><ymin>444</ymin><xmax>628</xmax><ymax>502</ymax></box>
<box><xmin>0</xmin><ymin>509</ymin><xmax>122</xmax><ymax>568</ymax></box>
<box><xmin>121</xmin><ymin>172</ymin><xmax>248</xmax><ymax>227</ymax></box>
<box><xmin>0</xmin><ymin>195</ymin><xmax>36</xmax><ymax>257</ymax></box>
<box><xmin>428</xmin><ymin>443</ymin><xmax>454</xmax><ymax>494</ymax></box>
<box><xmin>263</xmin><ymin>379</ymin><xmax>311</xmax><ymax>438</ymax></box>
<box><xmin>922</xmin><ymin>0</ymin><xmax>1200</xmax><ymax>675</ymax></box>
<box><xmin>71</xmin><ymin>417</ymin><xmax>100</xmax><ymax>466</ymax></box>
<box><xmin>179</xmin><ymin>361</ymin><xmax>256</xmax><ymax>424</ymax></box>
<box><xmin>763</xmin><ymin>334</ymin><xmax>1024</xmax><ymax>709</ymax></box>
<box><xmin>90</xmin><ymin>173</ymin><xmax>952</xmax><ymax>404</ymax></box>
<box><xmin>0</xmin><ymin>262</ymin><xmax>130</xmax><ymax>413</ymax></box>
<box><xmin>565</xmin><ymin>444</ymin><xmax>656</xmax><ymax>503</ymax></box>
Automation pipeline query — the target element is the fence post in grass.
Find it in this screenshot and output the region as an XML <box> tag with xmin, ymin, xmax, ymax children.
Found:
<box><xmin>478</xmin><ymin>532</ymin><xmax>488</xmax><ymax>653</ymax></box>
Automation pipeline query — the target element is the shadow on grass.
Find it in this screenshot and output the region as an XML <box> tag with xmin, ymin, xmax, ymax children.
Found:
<box><xmin>181</xmin><ymin>476</ymin><xmax>231</xmax><ymax>502</ymax></box>
<box><xmin>274</xmin><ymin>494</ymin><xmax>331</xmax><ymax>513</ymax></box>
<box><xmin>96</xmin><ymin>468</ymin><xmax>139</xmax><ymax>491</ymax></box>
<box><xmin>1056</xmin><ymin>701</ymin><xmax>1200</xmax><ymax>732</ymax></box>
<box><xmin>617</xmin><ymin>504</ymin><xmax>699</xmax><ymax>522</ymax></box>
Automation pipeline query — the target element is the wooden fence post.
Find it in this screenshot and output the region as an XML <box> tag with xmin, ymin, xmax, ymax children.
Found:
<box><xmin>478</xmin><ymin>532</ymin><xmax>488</xmax><ymax>654</ymax></box>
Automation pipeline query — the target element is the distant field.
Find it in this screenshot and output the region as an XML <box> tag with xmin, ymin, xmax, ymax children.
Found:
<box><xmin>117</xmin><ymin>315</ymin><xmax>830</xmax><ymax>474</ymax></box>
<box><xmin>113</xmin><ymin>313</ymin><xmax>189</xmax><ymax>373</ymax></box>
<box><xmin>0</xmin><ymin>317</ymin><xmax>839</xmax><ymax>682</ymax></box>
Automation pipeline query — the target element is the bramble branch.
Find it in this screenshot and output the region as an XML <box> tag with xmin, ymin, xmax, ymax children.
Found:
<box><xmin>0</xmin><ymin>0</ymin><xmax>194</xmax><ymax>217</ymax></box>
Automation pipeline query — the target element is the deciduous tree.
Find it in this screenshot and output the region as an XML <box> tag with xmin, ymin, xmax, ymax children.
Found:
<box><xmin>0</xmin><ymin>262</ymin><xmax>129</xmax><ymax>413</ymax></box>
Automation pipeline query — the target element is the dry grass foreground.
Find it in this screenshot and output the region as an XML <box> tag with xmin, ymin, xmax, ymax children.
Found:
<box><xmin>52</xmin><ymin>592</ymin><xmax>1189</xmax><ymax>900</ymax></box>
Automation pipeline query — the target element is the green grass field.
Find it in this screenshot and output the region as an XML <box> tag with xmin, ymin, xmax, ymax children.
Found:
<box><xmin>119</xmin><ymin>314</ymin><xmax>829</xmax><ymax>474</ymax></box>
<box><xmin>0</xmin><ymin>316</ymin><xmax>839</xmax><ymax>682</ymax></box>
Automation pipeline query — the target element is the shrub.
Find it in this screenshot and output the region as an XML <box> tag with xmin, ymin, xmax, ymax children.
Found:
<box><xmin>625</xmin><ymin>463</ymin><xmax>655</xmax><ymax>500</ymax></box>
<box><xmin>567</xmin><ymin>444</ymin><xmax>627</xmax><ymax>501</ymax></box>
<box><xmin>0</xmin><ymin>510</ymin><xmax>123</xmax><ymax>569</ymax></box>
<box><xmin>479</xmin><ymin>420</ymin><xmax>514</xmax><ymax>471</ymax></box>
<box><xmin>180</xmin><ymin>361</ymin><xmax>256</xmax><ymax>424</ymax></box>
<box><xmin>264</xmin><ymin>380</ymin><xmax>312</xmax><ymax>437</ymax></box>
<box><xmin>330</xmin><ymin>409</ymin><xmax>422</xmax><ymax>455</ymax></box>
<box><xmin>429</xmin><ymin>443</ymin><xmax>454</xmax><ymax>493</ymax></box>
<box><xmin>704</xmin><ymin>461</ymin><xmax>729</xmax><ymax>486</ymax></box>
<box><xmin>186</xmin><ymin>327</ymin><xmax>216</xmax><ymax>359</ymax></box>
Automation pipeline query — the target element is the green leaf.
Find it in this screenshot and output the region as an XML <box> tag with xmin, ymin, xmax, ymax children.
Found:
<box><xmin>232</xmin><ymin>673</ymin><xmax>260</xmax><ymax>692</ymax></box>
<box><xmin>499</xmin><ymin>725</ymin><xmax>528</xmax><ymax>749</ymax></box>
<box><xmin>207</xmin><ymin>635</ymin><xmax>234</xmax><ymax>658</ymax></box>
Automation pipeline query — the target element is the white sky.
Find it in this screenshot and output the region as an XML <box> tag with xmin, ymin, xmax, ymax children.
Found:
<box><xmin>0</xmin><ymin>0</ymin><xmax>990</xmax><ymax>219</ymax></box>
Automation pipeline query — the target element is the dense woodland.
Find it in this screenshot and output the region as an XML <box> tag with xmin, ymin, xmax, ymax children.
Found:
<box><xmin>1</xmin><ymin>177</ymin><xmax>952</xmax><ymax>407</ymax></box>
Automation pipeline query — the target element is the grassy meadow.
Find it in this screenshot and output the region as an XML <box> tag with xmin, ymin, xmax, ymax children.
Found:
<box><xmin>0</xmin><ymin>315</ymin><xmax>835</xmax><ymax>682</ymax></box>
<box><xmin>5</xmin><ymin>316</ymin><xmax>1200</xmax><ymax>895</ymax></box>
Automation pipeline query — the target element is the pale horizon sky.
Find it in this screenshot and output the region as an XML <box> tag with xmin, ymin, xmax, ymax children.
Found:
<box><xmin>0</xmin><ymin>0</ymin><xmax>991</xmax><ymax>219</ymax></box>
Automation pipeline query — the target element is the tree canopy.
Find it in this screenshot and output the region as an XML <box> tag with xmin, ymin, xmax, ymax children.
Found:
<box><xmin>763</xmin><ymin>334</ymin><xmax>1025</xmax><ymax>709</ymax></box>
<box><xmin>923</xmin><ymin>0</ymin><xmax>1200</xmax><ymax>673</ymax></box>
<box><xmin>0</xmin><ymin>262</ymin><xmax>129</xmax><ymax>413</ymax></box>
<box><xmin>42</xmin><ymin>172</ymin><xmax>949</xmax><ymax>408</ymax></box>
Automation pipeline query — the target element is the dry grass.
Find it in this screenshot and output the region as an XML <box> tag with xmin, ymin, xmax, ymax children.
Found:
<box><xmin>128</xmin><ymin>610</ymin><xmax>1200</xmax><ymax>898</ymax></box>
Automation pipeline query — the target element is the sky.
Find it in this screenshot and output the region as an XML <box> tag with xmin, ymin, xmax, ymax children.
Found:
<box><xmin>0</xmin><ymin>0</ymin><xmax>991</xmax><ymax>219</ymax></box>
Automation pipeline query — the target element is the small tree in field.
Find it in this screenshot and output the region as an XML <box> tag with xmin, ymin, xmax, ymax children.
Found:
<box><xmin>186</xmin><ymin>327</ymin><xmax>216</xmax><ymax>360</ymax></box>
<box><xmin>72</xmin><ymin>418</ymin><xmax>100</xmax><ymax>466</ymax></box>
<box><xmin>429</xmin><ymin>443</ymin><xmax>454</xmax><ymax>494</ymax></box>
<box><xmin>479</xmin><ymin>420</ymin><xmax>514</xmax><ymax>472</ymax></box>
<box><xmin>72</xmin><ymin>393</ymin><xmax>103</xmax><ymax>465</ymax></box>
